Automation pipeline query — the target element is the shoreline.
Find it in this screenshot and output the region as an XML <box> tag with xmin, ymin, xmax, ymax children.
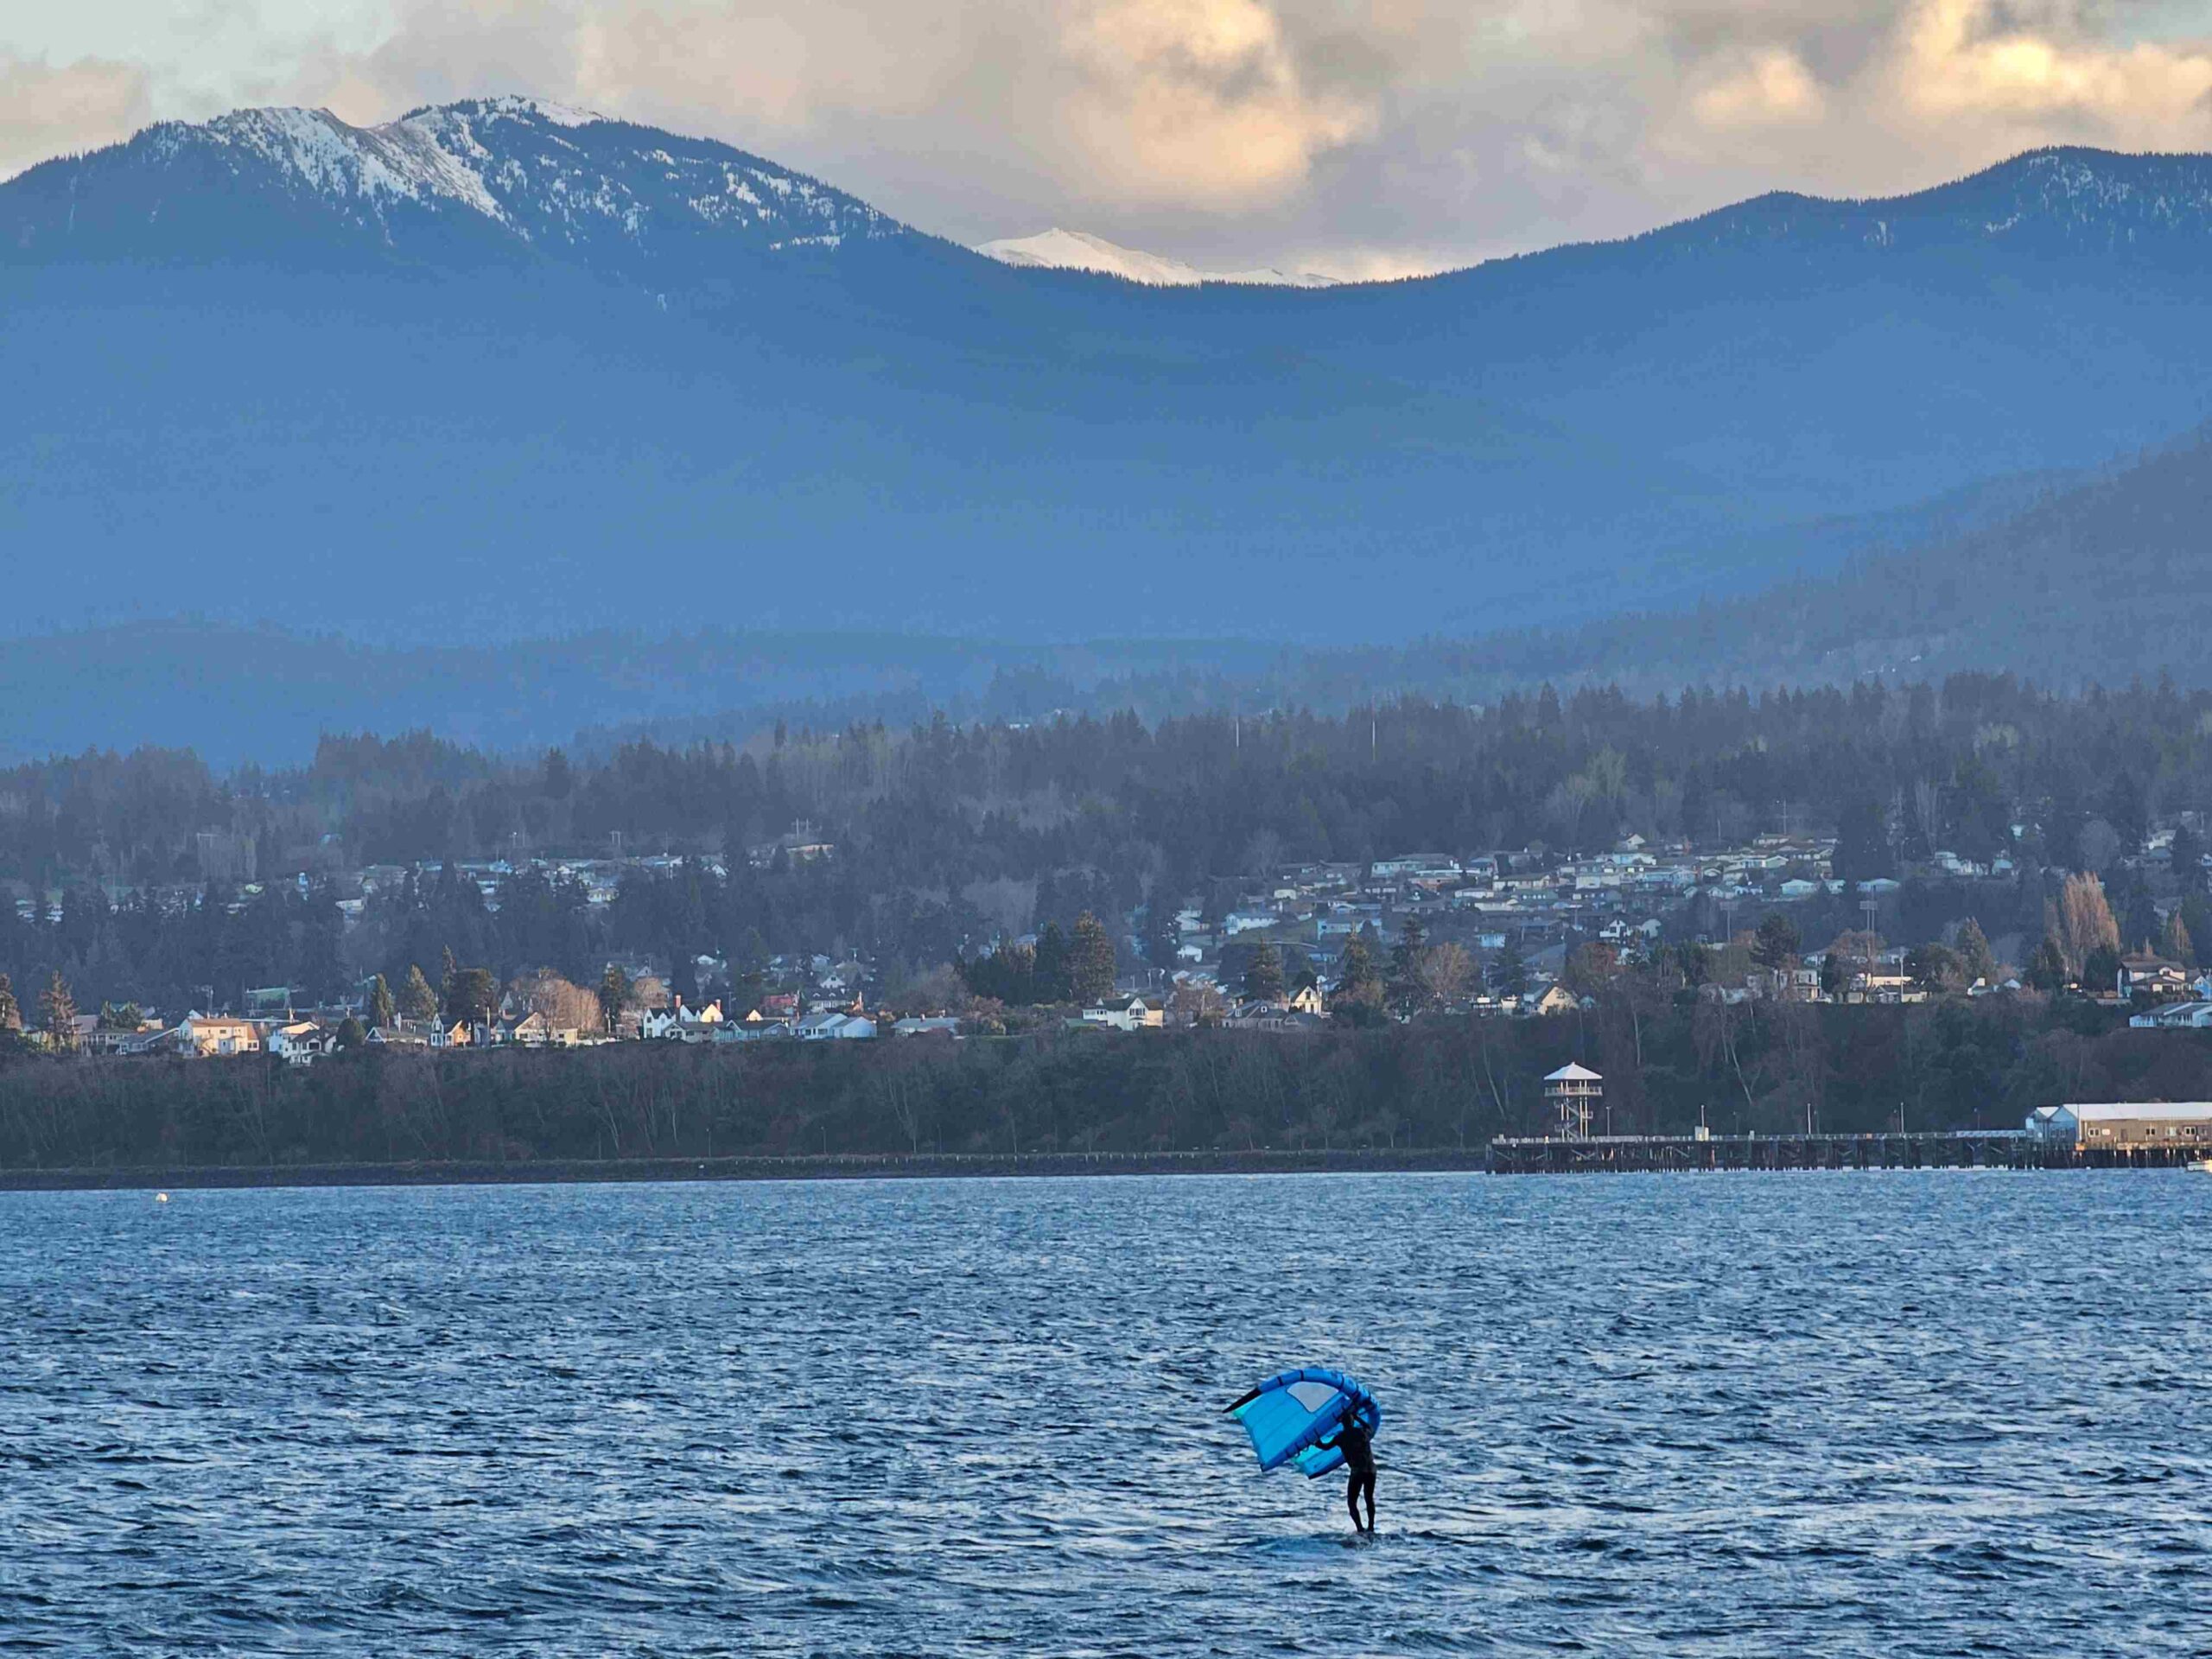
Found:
<box><xmin>0</xmin><ymin>1147</ymin><xmax>1495</xmax><ymax>1192</ymax></box>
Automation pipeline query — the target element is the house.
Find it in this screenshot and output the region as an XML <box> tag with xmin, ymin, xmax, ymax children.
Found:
<box><xmin>1748</xmin><ymin>965</ymin><xmax>1822</xmax><ymax>1002</ymax></box>
<box><xmin>1226</xmin><ymin>1002</ymin><xmax>1327</xmax><ymax>1031</ymax></box>
<box><xmin>172</xmin><ymin>1015</ymin><xmax>263</xmax><ymax>1058</ymax></box>
<box><xmin>75</xmin><ymin>1014</ymin><xmax>131</xmax><ymax>1054</ymax></box>
<box><xmin>267</xmin><ymin>1021</ymin><xmax>333</xmax><ymax>1066</ymax></box>
<box><xmin>493</xmin><ymin>1010</ymin><xmax>562</xmax><ymax>1046</ymax></box>
<box><xmin>432</xmin><ymin>1020</ymin><xmax>474</xmax><ymax>1049</ymax></box>
<box><xmin>2128</xmin><ymin>1000</ymin><xmax>2212</xmax><ymax>1030</ymax></box>
<box><xmin>2118</xmin><ymin>950</ymin><xmax>2190</xmax><ymax>1002</ymax></box>
<box><xmin>892</xmin><ymin>1015</ymin><xmax>963</xmax><ymax>1037</ymax></box>
<box><xmin>365</xmin><ymin>1024</ymin><xmax>431</xmax><ymax>1048</ymax></box>
<box><xmin>1370</xmin><ymin>854</ymin><xmax>1459</xmax><ymax>880</ymax></box>
<box><xmin>1082</xmin><ymin>995</ymin><xmax>1166</xmax><ymax>1033</ymax></box>
<box><xmin>1529</xmin><ymin>983</ymin><xmax>1582</xmax><ymax>1017</ymax></box>
<box><xmin>1849</xmin><ymin>972</ymin><xmax>1924</xmax><ymax>1005</ymax></box>
<box><xmin>1286</xmin><ymin>982</ymin><xmax>1326</xmax><ymax>1015</ymax></box>
<box><xmin>795</xmin><ymin>1012</ymin><xmax>876</xmax><ymax>1040</ymax></box>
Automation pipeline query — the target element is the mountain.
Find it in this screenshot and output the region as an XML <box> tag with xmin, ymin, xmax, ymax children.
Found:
<box><xmin>974</xmin><ymin>228</ymin><xmax>1335</xmax><ymax>287</ymax></box>
<box><xmin>5</xmin><ymin>104</ymin><xmax>2212</xmax><ymax>656</ymax></box>
<box><xmin>1522</xmin><ymin>422</ymin><xmax>2212</xmax><ymax>692</ymax></box>
<box><xmin>2</xmin><ymin>96</ymin><xmax>904</xmax><ymax>270</ymax></box>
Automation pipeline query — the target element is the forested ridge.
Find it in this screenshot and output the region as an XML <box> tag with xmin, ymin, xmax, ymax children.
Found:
<box><xmin>5</xmin><ymin>674</ymin><xmax>2212</xmax><ymax>1014</ymax></box>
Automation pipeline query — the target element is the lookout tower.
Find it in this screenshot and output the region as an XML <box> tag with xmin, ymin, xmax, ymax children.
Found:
<box><xmin>1543</xmin><ymin>1063</ymin><xmax>1603</xmax><ymax>1139</ymax></box>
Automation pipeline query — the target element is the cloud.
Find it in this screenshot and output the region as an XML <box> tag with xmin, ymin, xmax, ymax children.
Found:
<box><xmin>1690</xmin><ymin>47</ymin><xmax>1827</xmax><ymax>131</ymax></box>
<box><xmin>5</xmin><ymin>0</ymin><xmax>2212</xmax><ymax>273</ymax></box>
<box><xmin>0</xmin><ymin>54</ymin><xmax>150</xmax><ymax>180</ymax></box>
<box><xmin>1896</xmin><ymin>0</ymin><xmax>2212</xmax><ymax>132</ymax></box>
<box><xmin>1058</xmin><ymin>0</ymin><xmax>1375</xmax><ymax>203</ymax></box>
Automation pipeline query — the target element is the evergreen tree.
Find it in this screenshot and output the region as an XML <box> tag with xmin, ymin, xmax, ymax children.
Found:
<box><xmin>0</xmin><ymin>972</ymin><xmax>17</xmax><ymax>1033</ymax></box>
<box><xmin>1491</xmin><ymin>934</ymin><xmax>1529</xmax><ymax>1000</ymax></box>
<box><xmin>1334</xmin><ymin>935</ymin><xmax>1386</xmax><ymax>1020</ymax></box>
<box><xmin>2083</xmin><ymin>942</ymin><xmax>2123</xmax><ymax>995</ymax></box>
<box><xmin>1066</xmin><ymin>912</ymin><xmax>1117</xmax><ymax>1006</ymax></box>
<box><xmin>2024</xmin><ymin>935</ymin><xmax>2069</xmax><ymax>993</ymax></box>
<box><xmin>1751</xmin><ymin>912</ymin><xmax>1801</xmax><ymax>970</ymax></box>
<box><xmin>336</xmin><ymin>1015</ymin><xmax>367</xmax><ymax>1050</ymax></box>
<box><xmin>1834</xmin><ymin>798</ymin><xmax>1894</xmax><ymax>888</ymax></box>
<box><xmin>1387</xmin><ymin>915</ymin><xmax>1427</xmax><ymax>1014</ymax></box>
<box><xmin>2171</xmin><ymin>822</ymin><xmax>2206</xmax><ymax>894</ymax></box>
<box><xmin>2183</xmin><ymin>896</ymin><xmax>2212</xmax><ymax>969</ymax></box>
<box><xmin>439</xmin><ymin>946</ymin><xmax>460</xmax><ymax>1012</ymax></box>
<box><xmin>399</xmin><ymin>965</ymin><xmax>439</xmax><ymax>1025</ymax></box>
<box><xmin>367</xmin><ymin>974</ymin><xmax>397</xmax><ymax>1029</ymax></box>
<box><xmin>1033</xmin><ymin>922</ymin><xmax>1072</xmax><ymax>1003</ymax></box>
<box><xmin>1819</xmin><ymin>950</ymin><xmax>1846</xmax><ymax>999</ymax></box>
<box><xmin>734</xmin><ymin>928</ymin><xmax>770</xmax><ymax>974</ymax></box>
<box><xmin>446</xmin><ymin>966</ymin><xmax>499</xmax><ymax>1027</ymax></box>
<box><xmin>1243</xmin><ymin>943</ymin><xmax>1286</xmax><ymax>1004</ymax></box>
<box><xmin>598</xmin><ymin>964</ymin><xmax>632</xmax><ymax>1033</ymax></box>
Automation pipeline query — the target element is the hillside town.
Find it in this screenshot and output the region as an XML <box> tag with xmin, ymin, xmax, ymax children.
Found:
<box><xmin>11</xmin><ymin>808</ymin><xmax>2209</xmax><ymax>1063</ymax></box>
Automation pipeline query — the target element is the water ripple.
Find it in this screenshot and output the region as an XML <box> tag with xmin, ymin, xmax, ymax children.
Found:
<box><xmin>3</xmin><ymin>1172</ymin><xmax>2209</xmax><ymax>1654</ymax></box>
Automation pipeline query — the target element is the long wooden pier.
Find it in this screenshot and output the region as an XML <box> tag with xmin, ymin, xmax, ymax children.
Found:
<box><xmin>1482</xmin><ymin>1129</ymin><xmax>2204</xmax><ymax>1173</ymax></box>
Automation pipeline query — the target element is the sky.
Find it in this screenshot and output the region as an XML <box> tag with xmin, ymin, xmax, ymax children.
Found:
<box><xmin>4</xmin><ymin>0</ymin><xmax>2212</xmax><ymax>277</ymax></box>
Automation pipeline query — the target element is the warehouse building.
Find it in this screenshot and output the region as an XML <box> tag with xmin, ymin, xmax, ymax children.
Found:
<box><xmin>2026</xmin><ymin>1103</ymin><xmax>2212</xmax><ymax>1151</ymax></box>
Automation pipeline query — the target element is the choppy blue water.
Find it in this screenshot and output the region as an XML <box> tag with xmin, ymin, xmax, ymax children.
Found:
<box><xmin>3</xmin><ymin>1172</ymin><xmax>2209</xmax><ymax>1656</ymax></box>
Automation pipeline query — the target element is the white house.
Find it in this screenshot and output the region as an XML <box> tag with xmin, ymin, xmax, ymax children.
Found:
<box><xmin>267</xmin><ymin>1021</ymin><xmax>334</xmax><ymax>1066</ymax></box>
<box><xmin>172</xmin><ymin>1015</ymin><xmax>263</xmax><ymax>1058</ymax></box>
<box><xmin>1082</xmin><ymin>995</ymin><xmax>1166</xmax><ymax>1033</ymax></box>
<box><xmin>796</xmin><ymin>1012</ymin><xmax>877</xmax><ymax>1040</ymax></box>
<box><xmin>2129</xmin><ymin>1000</ymin><xmax>2212</xmax><ymax>1030</ymax></box>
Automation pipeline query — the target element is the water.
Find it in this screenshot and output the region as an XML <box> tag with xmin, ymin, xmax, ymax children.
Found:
<box><xmin>3</xmin><ymin>1172</ymin><xmax>2209</xmax><ymax>1656</ymax></box>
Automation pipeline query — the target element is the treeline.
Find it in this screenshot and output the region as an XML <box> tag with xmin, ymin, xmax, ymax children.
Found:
<box><xmin>8</xmin><ymin>674</ymin><xmax>2212</xmax><ymax>1011</ymax></box>
<box><xmin>3</xmin><ymin>994</ymin><xmax>2202</xmax><ymax>1172</ymax></box>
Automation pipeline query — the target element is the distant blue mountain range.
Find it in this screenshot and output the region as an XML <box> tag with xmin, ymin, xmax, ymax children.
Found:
<box><xmin>4</xmin><ymin>97</ymin><xmax>2212</xmax><ymax>651</ymax></box>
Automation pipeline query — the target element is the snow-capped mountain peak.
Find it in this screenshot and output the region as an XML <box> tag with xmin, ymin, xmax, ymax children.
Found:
<box><xmin>976</xmin><ymin>227</ymin><xmax>1335</xmax><ymax>288</ymax></box>
<box><xmin>52</xmin><ymin>95</ymin><xmax>907</xmax><ymax>270</ymax></box>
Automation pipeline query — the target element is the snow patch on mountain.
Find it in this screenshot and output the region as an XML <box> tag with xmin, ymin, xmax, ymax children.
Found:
<box><xmin>976</xmin><ymin>228</ymin><xmax>1335</xmax><ymax>288</ymax></box>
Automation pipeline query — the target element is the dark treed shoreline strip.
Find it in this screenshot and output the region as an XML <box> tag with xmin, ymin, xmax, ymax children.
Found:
<box><xmin>0</xmin><ymin>1147</ymin><xmax>1494</xmax><ymax>1192</ymax></box>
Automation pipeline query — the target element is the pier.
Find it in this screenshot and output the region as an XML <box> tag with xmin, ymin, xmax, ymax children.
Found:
<box><xmin>1482</xmin><ymin>1129</ymin><xmax>2209</xmax><ymax>1173</ymax></box>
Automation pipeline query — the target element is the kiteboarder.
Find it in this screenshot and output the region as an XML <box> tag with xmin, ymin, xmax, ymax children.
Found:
<box><xmin>1324</xmin><ymin>1414</ymin><xmax>1376</xmax><ymax>1533</ymax></box>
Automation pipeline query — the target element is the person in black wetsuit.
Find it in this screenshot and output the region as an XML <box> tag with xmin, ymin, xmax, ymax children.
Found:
<box><xmin>1326</xmin><ymin>1412</ymin><xmax>1376</xmax><ymax>1533</ymax></box>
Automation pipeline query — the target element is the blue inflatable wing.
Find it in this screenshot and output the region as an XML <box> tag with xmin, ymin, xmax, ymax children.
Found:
<box><xmin>1226</xmin><ymin>1367</ymin><xmax>1381</xmax><ymax>1480</ymax></box>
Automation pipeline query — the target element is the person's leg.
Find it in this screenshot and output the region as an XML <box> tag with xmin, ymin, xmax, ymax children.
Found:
<box><xmin>1359</xmin><ymin>1470</ymin><xmax>1376</xmax><ymax>1531</ymax></box>
<box><xmin>1346</xmin><ymin>1470</ymin><xmax>1363</xmax><ymax>1530</ymax></box>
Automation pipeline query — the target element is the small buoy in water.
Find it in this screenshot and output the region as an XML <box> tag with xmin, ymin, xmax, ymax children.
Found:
<box><xmin>155</xmin><ymin>1192</ymin><xmax>169</xmax><ymax>1204</ymax></box>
